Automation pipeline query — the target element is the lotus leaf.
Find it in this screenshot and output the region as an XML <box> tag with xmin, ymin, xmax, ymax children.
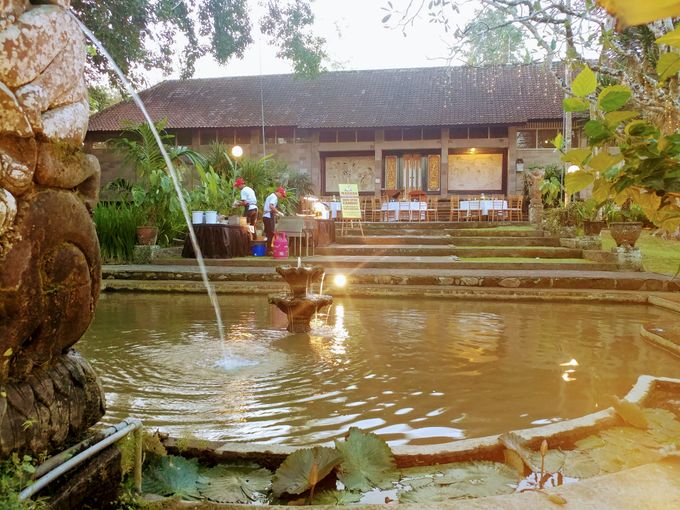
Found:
<box><xmin>272</xmin><ymin>446</ymin><xmax>341</xmax><ymax>497</ymax></box>
<box><xmin>335</xmin><ymin>428</ymin><xmax>397</xmax><ymax>491</ymax></box>
<box><xmin>561</xmin><ymin>450</ymin><xmax>601</xmax><ymax>479</ymax></box>
<box><xmin>197</xmin><ymin>464</ymin><xmax>272</xmax><ymax>504</ymax></box>
<box><xmin>432</xmin><ymin>461</ymin><xmax>518</xmax><ymax>498</ymax></box>
<box><xmin>398</xmin><ymin>484</ymin><xmax>467</xmax><ymax>503</ymax></box>
<box><xmin>574</xmin><ymin>435</ymin><xmax>606</xmax><ymax>451</ymax></box>
<box><xmin>527</xmin><ymin>449</ymin><xmax>566</xmax><ymax>474</ymax></box>
<box><xmin>644</xmin><ymin>408</ymin><xmax>680</xmax><ymax>444</ymax></box>
<box><xmin>142</xmin><ymin>455</ymin><xmax>206</xmax><ymax>500</ymax></box>
<box><xmin>311</xmin><ymin>490</ymin><xmax>363</xmax><ymax>505</ymax></box>
<box><xmin>612</xmin><ymin>397</ymin><xmax>649</xmax><ymax>429</ymax></box>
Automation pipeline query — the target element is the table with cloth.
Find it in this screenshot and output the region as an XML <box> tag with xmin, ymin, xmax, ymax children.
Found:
<box><xmin>181</xmin><ymin>224</ymin><xmax>251</xmax><ymax>258</ymax></box>
<box><xmin>380</xmin><ymin>201</ymin><xmax>427</xmax><ymax>221</ymax></box>
<box><xmin>458</xmin><ymin>199</ymin><xmax>508</xmax><ymax>219</ymax></box>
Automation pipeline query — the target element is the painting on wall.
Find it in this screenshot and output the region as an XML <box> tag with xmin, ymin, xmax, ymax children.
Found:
<box><xmin>324</xmin><ymin>156</ymin><xmax>375</xmax><ymax>193</ymax></box>
<box><xmin>448</xmin><ymin>153</ymin><xmax>503</xmax><ymax>191</ymax></box>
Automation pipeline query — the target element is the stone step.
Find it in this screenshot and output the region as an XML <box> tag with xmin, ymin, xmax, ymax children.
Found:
<box><xmin>315</xmin><ymin>244</ymin><xmax>583</xmax><ymax>259</ymax></box>
<box><xmin>340</xmin><ymin>226</ymin><xmax>544</xmax><ymax>237</ymax></box>
<box><xmin>303</xmin><ymin>256</ymin><xmax>616</xmax><ymax>271</ymax></box>
<box><xmin>102</xmin><ymin>265</ymin><xmax>680</xmax><ymax>292</ymax></box>
<box><xmin>154</xmin><ymin>256</ymin><xmax>617</xmax><ymax>272</ymax></box>
<box><xmin>340</xmin><ymin>221</ymin><xmax>531</xmax><ymax>231</ymax></box>
<box><xmin>335</xmin><ymin>235</ymin><xmax>560</xmax><ymax>247</ymax></box>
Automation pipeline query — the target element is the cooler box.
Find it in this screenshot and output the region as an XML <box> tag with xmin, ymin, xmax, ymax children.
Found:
<box><xmin>251</xmin><ymin>240</ymin><xmax>266</xmax><ymax>257</ymax></box>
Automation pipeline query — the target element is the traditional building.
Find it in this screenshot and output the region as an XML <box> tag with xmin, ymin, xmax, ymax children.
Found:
<box><xmin>86</xmin><ymin>64</ymin><xmax>570</xmax><ymax>196</ymax></box>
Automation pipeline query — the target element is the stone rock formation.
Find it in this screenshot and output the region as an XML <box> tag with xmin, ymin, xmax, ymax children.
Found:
<box><xmin>0</xmin><ymin>0</ymin><xmax>105</xmax><ymax>456</ymax></box>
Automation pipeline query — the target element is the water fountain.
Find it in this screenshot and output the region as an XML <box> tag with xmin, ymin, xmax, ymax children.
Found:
<box><xmin>269</xmin><ymin>264</ymin><xmax>333</xmax><ymax>333</ymax></box>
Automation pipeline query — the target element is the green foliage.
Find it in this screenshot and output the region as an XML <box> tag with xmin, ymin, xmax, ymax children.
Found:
<box><xmin>187</xmin><ymin>166</ymin><xmax>238</xmax><ymax>215</ymax></box>
<box><xmin>537</xmin><ymin>165</ymin><xmax>564</xmax><ymax>207</ymax></box>
<box><xmin>460</xmin><ymin>8</ymin><xmax>530</xmax><ymax>66</ymax></box>
<box><xmin>196</xmin><ymin>463</ymin><xmax>271</xmax><ymax>504</ymax></box>
<box><xmin>73</xmin><ymin>0</ymin><xmax>324</xmax><ymax>86</ymax></box>
<box><xmin>271</xmin><ymin>446</ymin><xmax>341</xmax><ymax>497</ymax></box>
<box><xmin>88</xmin><ymin>85</ymin><xmax>122</xmax><ymax>113</ymax></box>
<box><xmin>142</xmin><ymin>456</ymin><xmax>204</xmax><ymax>500</ymax></box>
<box><xmin>557</xmin><ymin>64</ymin><xmax>680</xmax><ymax>231</ymax></box>
<box><xmin>398</xmin><ymin>461</ymin><xmax>518</xmax><ymax>503</ymax></box>
<box><xmin>94</xmin><ymin>201</ymin><xmax>142</xmax><ymax>262</ymax></box>
<box><xmin>335</xmin><ymin>428</ymin><xmax>397</xmax><ymax>491</ymax></box>
<box><xmin>0</xmin><ymin>453</ymin><xmax>48</xmax><ymax>510</ymax></box>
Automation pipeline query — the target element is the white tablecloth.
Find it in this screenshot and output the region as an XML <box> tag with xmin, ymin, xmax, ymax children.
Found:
<box><xmin>323</xmin><ymin>201</ymin><xmax>342</xmax><ymax>219</ymax></box>
<box><xmin>459</xmin><ymin>200</ymin><xmax>507</xmax><ymax>216</ymax></box>
<box><xmin>380</xmin><ymin>201</ymin><xmax>427</xmax><ymax>221</ymax></box>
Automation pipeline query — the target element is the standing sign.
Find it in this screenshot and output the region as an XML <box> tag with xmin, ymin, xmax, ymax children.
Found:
<box><xmin>338</xmin><ymin>183</ymin><xmax>361</xmax><ymax>219</ymax></box>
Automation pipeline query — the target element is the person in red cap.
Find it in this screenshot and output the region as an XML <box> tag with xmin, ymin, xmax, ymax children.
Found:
<box><xmin>233</xmin><ymin>177</ymin><xmax>258</xmax><ymax>238</ymax></box>
<box><xmin>263</xmin><ymin>186</ymin><xmax>286</xmax><ymax>256</ymax></box>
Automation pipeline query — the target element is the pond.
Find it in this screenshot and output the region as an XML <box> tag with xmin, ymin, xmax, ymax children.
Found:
<box><xmin>78</xmin><ymin>293</ymin><xmax>680</xmax><ymax>446</ymax></box>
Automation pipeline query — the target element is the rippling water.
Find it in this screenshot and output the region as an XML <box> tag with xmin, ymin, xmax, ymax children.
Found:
<box><xmin>77</xmin><ymin>293</ymin><xmax>680</xmax><ymax>446</ymax></box>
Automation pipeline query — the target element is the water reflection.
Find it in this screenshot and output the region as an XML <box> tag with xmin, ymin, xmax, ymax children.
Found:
<box><xmin>78</xmin><ymin>294</ymin><xmax>680</xmax><ymax>446</ymax></box>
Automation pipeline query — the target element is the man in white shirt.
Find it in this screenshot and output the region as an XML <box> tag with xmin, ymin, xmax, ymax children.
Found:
<box><xmin>263</xmin><ymin>186</ymin><xmax>286</xmax><ymax>256</ymax></box>
<box><xmin>233</xmin><ymin>177</ymin><xmax>258</xmax><ymax>238</ymax></box>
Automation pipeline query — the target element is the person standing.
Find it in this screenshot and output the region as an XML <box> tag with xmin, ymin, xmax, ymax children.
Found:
<box><xmin>263</xmin><ymin>186</ymin><xmax>286</xmax><ymax>256</ymax></box>
<box><xmin>233</xmin><ymin>177</ymin><xmax>258</xmax><ymax>239</ymax></box>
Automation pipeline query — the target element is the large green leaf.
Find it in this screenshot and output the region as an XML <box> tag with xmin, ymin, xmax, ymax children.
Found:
<box><xmin>435</xmin><ymin>461</ymin><xmax>518</xmax><ymax>497</ymax></box>
<box><xmin>657</xmin><ymin>51</ymin><xmax>680</xmax><ymax>82</ymax></box>
<box><xmin>563</xmin><ymin>97</ymin><xmax>590</xmax><ymax>112</ymax></box>
<box><xmin>561</xmin><ymin>450</ymin><xmax>601</xmax><ymax>479</ymax></box>
<box><xmin>598</xmin><ymin>85</ymin><xmax>632</xmax><ymax>112</ymax></box>
<box><xmin>604</xmin><ymin>110</ymin><xmax>639</xmax><ymax>127</ymax></box>
<box><xmin>311</xmin><ymin>489</ymin><xmax>363</xmax><ymax>505</ymax></box>
<box><xmin>271</xmin><ymin>446</ymin><xmax>341</xmax><ymax>497</ymax></box>
<box><xmin>656</xmin><ymin>25</ymin><xmax>680</xmax><ymax>48</ymax></box>
<box><xmin>198</xmin><ymin>463</ymin><xmax>272</xmax><ymax>504</ymax></box>
<box><xmin>142</xmin><ymin>455</ymin><xmax>205</xmax><ymax>500</ymax></box>
<box><xmin>571</xmin><ymin>66</ymin><xmax>597</xmax><ymax>97</ymax></box>
<box><xmin>399</xmin><ymin>484</ymin><xmax>467</xmax><ymax>503</ymax></box>
<box><xmin>335</xmin><ymin>428</ymin><xmax>397</xmax><ymax>491</ymax></box>
<box><xmin>584</xmin><ymin>120</ymin><xmax>613</xmax><ymax>144</ymax></box>
<box><xmin>565</xmin><ymin>170</ymin><xmax>595</xmax><ymax>194</ymax></box>
<box><xmin>587</xmin><ymin>151</ymin><xmax>624</xmax><ymax>172</ymax></box>
<box><xmin>592</xmin><ymin>179</ymin><xmax>614</xmax><ymax>203</ymax></box>
<box><xmin>624</xmin><ymin>120</ymin><xmax>658</xmax><ymax>137</ymax></box>
<box><xmin>561</xmin><ymin>148</ymin><xmax>592</xmax><ymax>166</ymax></box>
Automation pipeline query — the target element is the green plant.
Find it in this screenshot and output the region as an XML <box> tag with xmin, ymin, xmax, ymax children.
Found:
<box><xmin>603</xmin><ymin>200</ymin><xmax>648</xmax><ymax>224</ymax></box>
<box><xmin>543</xmin><ymin>202</ymin><xmax>582</xmax><ymax>234</ymax></box>
<box><xmin>188</xmin><ymin>166</ymin><xmax>239</xmax><ymax>215</ymax></box>
<box><xmin>94</xmin><ymin>201</ymin><xmax>142</xmax><ymax>262</ymax></box>
<box><xmin>572</xmin><ymin>198</ymin><xmax>604</xmax><ymax>223</ymax></box>
<box><xmin>0</xmin><ymin>453</ymin><xmax>48</xmax><ymax>510</ymax></box>
<box><xmin>537</xmin><ymin>164</ymin><xmax>564</xmax><ymax>208</ymax></box>
<box><xmin>558</xmin><ymin>59</ymin><xmax>680</xmax><ymax>231</ymax></box>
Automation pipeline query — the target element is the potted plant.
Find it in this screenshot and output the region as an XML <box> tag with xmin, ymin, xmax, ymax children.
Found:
<box><xmin>131</xmin><ymin>169</ymin><xmax>179</xmax><ymax>245</ymax></box>
<box><xmin>574</xmin><ymin>198</ymin><xmax>606</xmax><ymax>235</ymax></box>
<box><xmin>604</xmin><ymin>200</ymin><xmax>644</xmax><ymax>248</ymax></box>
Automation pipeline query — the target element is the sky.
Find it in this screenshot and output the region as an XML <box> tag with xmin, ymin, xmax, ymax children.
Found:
<box><xmin>149</xmin><ymin>0</ymin><xmax>476</xmax><ymax>84</ymax></box>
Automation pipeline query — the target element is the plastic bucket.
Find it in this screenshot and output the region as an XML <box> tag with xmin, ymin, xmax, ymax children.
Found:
<box><xmin>191</xmin><ymin>211</ymin><xmax>204</xmax><ymax>224</ymax></box>
<box><xmin>251</xmin><ymin>242</ymin><xmax>266</xmax><ymax>257</ymax></box>
<box><xmin>205</xmin><ymin>211</ymin><xmax>218</xmax><ymax>224</ymax></box>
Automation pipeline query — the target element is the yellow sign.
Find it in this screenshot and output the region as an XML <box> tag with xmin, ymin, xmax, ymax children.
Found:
<box><xmin>338</xmin><ymin>183</ymin><xmax>362</xmax><ymax>219</ymax></box>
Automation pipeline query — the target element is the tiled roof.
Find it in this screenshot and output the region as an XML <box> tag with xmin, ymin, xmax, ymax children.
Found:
<box><xmin>88</xmin><ymin>65</ymin><xmax>565</xmax><ymax>131</ymax></box>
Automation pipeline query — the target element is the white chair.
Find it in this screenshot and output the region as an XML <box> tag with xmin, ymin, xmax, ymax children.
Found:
<box><xmin>276</xmin><ymin>217</ymin><xmax>311</xmax><ymax>257</ymax></box>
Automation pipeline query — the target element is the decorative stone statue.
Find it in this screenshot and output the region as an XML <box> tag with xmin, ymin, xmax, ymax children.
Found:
<box><xmin>527</xmin><ymin>168</ymin><xmax>545</xmax><ymax>225</ymax></box>
<box><xmin>0</xmin><ymin>0</ymin><xmax>105</xmax><ymax>456</ymax></box>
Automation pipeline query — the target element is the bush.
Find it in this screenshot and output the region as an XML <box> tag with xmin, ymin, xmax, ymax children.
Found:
<box><xmin>94</xmin><ymin>201</ymin><xmax>142</xmax><ymax>262</ymax></box>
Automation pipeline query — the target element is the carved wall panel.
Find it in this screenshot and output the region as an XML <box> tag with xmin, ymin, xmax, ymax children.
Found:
<box><xmin>324</xmin><ymin>155</ymin><xmax>375</xmax><ymax>193</ymax></box>
<box><xmin>384</xmin><ymin>155</ymin><xmax>397</xmax><ymax>190</ymax></box>
<box><xmin>448</xmin><ymin>153</ymin><xmax>503</xmax><ymax>191</ymax></box>
<box><xmin>427</xmin><ymin>154</ymin><xmax>440</xmax><ymax>192</ymax></box>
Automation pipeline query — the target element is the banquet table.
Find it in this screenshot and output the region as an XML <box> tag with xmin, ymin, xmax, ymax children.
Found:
<box><xmin>181</xmin><ymin>224</ymin><xmax>251</xmax><ymax>258</ymax></box>
<box><xmin>380</xmin><ymin>201</ymin><xmax>427</xmax><ymax>221</ymax></box>
<box><xmin>458</xmin><ymin>200</ymin><xmax>508</xmax><ymax>217</ymax></box>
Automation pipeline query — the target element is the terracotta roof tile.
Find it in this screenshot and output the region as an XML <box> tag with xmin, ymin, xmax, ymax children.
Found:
<box><xmin>88</xmin><ymin>65</ymin><xmax>565</xmax><ymax>131</ymax></box>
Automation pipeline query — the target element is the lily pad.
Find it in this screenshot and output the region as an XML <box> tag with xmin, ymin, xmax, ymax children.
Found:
<box><xmin>272</xmin><ymin>446</ymin><xmax>341</xmax><ymax>497</ymax></box>
<box><xmin>561</xmin><ymin>450</ymin><xmax>601</xmax><ymax>479</ymax></box>
<box><xmin>644</xmin><ymin>408</ymin><xmax>680</xmax><ymax>444</ymax></box>
<box><xmin>198</xmin><ymin>463</ymin><xmax>272</xmax><ymax>504</ymax></box>
<box><xmin>612</xmin><ymin>397</ymin><xmax>648</xmax><ymax>429</ymax></box>
<box><xmin>574</xmin><ymin>435</ymin><xmax>606</xmax><ymax>451</ymax></box>
<box><xmin>311</xmin><ymin>489</ymin><xmax>363</xmax><ymax>505</ymax></box>
<box><xmin>335</xmin><ymin>428</ymin><xmax>397</xmax><ymax>491</ymax></box>
<box><xmin>527</xmin><ymin>449</ymin><xmax>566</xmax><ymax>474</ymax></box>
<box><xmin>399</xmin><ymin>484</ymin><xmax>467</xmax><ymax>503</ymax></box>
<box><xmin>433</xmin><ymin>461</ymin><xmax>518</xmax><ymax>498</ymax></box>
<box><xmin>142</xmin><ymin>455</ymin><xmax>205</xmax><ymax>500</ymax></box>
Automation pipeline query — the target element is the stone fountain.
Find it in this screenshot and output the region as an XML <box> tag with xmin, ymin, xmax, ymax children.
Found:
<box><xmin>269</xmin><ymin>265</ymin><xmax>333</xmax><ymax>333</ymax></box>
<box><xmin>1</xmin><ymin>0</ymin><xmax>105</xmax><ymax>457</ymax></box>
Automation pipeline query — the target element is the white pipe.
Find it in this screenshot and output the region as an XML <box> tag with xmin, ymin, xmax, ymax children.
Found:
<box><xmin>19</xmin><ymin>418</ymin><xmax>143</xmax><ymax>502</ymax></box>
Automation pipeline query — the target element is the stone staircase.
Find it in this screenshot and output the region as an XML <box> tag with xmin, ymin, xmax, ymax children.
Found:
<box><xmin>115</xmin><ymin>221</ymin><xmax>679</xmax><ymax>295</ymax></box>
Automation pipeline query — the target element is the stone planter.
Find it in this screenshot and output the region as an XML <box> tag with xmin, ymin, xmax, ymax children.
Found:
<box><xmin>136</xmin><ymin>225</ymin><xmax>158</xmax><ymax>245</ymax></box>
<box><xmin>583</xmin><ymin>220</ymin><xmax>606</xmax><ymax>236</ymax></box>
<box><xmin>609</xmin><ymin>222</ymin><xmax>643</xmax><ymax>248</ymax></box>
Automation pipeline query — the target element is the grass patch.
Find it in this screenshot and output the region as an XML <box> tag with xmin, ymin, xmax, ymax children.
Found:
<box><xmin>601</xmin><ymin>230</ymin><xmax>680</xmax><ymax>276</ymax></box>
